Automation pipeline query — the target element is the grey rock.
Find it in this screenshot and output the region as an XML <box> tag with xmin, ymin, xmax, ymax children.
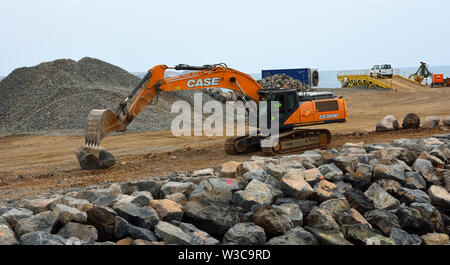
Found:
<box><xmin>0</xmin><ymin>224</ymin><xmax>18</xmax><ymax>245</ymax></box>
<box><xmin>364</xmin><ymin>183</ymin><xmax>400</xmax><ymax>210</ymax></box>
<box><xmin>80</xmin><ymin>188</ymin><xmax>115</xmax><ymax>203</ymax></box>
<box><xmin>404</xmin><ymin>172</ymin><xmax>427</xmax><ymax>190</ymax></box>
<box><xmin>252</xmin><ymin>205</ymin><xmax>294</xmax><ymax>237</ymax></box>
<box><xmin>341</xmin><ymin>223</ymin><xmax>395</xmax><ymax>245</ymax></box>
<box><xmin>20</xmin><ymin>231</ymin><xmax>67</xmax><ymax>245</ymax></box>
<box><xmin>113</xmin><ymin>203</ymin><xmax>159</xmax><ymax>230</ymax></box>
<box><xmin>92</xmin><ymin>194</ymin><xmax>119</xmax><ymax>207</ymax></box>
<box><xmin>243</xmin><ymin>170</ymin><xmax>281</xmax><ymax>190</ymax></box>
<box><xmin>177</xmin><ymin>222</ymin><xmax>219</xmax><ymax>245</ymax></box>
<box><xmin>86</xmin><ymin>205</ymin><xmax>117</xmax><ymax>241</ymax></box>
<box><xmin>114</xmin><ymin>216</ymin><xmax>157</xmax><ymax>242</ymax></box>
<box><xmin>305</xmin><ymin>206</ymin><xmax>339</xmax><ymax>230</ymax></box>
<box><xmin>273</xmin><ymin>198</ymin><xmax>318</xmax><ymax>216</ymax></box>
<box><xmin>280</xmin><ymin>169</ymin><xmax>314</xmax><ymax>199</ymax></box>
<box><xmin>422</xmin><ymin>116</ymin><xmax>440</xmax><ymax>129</ymax></box>
<box><xmin>443</xmin><ymin>116</ymin><xmax>450</xmax><ymax>127</ymax></box>
<box><xmin>57</xmin><ymin>222</ymin><xmax>98</xmax><ymax>243</ymax></box>
<box><xmin>428</xmin><ymin>185</ymin><xmax>450</xmax><ymax>210</ymax></box>
<box><xmin>161</xmin><ymin>181</ymin><xmax>194</xmax><ymax>196</ymax></box>
<box><xmin>182</xmin><ymin>189</ymin><xmax>240</xmax><ymax>237</ymax></box>
<box><xmin>395</xmin><ymin>206</ymin><xmax>434</xmax><ymax>235</ymax></box>
<box><xmin>364</xmin><ymin>209</ymin><xmax>401</xmax><ymax>235</ymax></box>
<box><xmin>344</xmin><ymin>188</ymin><xmax>375</xmax><ymax>214</ymax></box>
<box><xmin>2</xmin><ymin>208</ymin><xmax>33</xmax><ymax>229</ymax></box>
<box><xmin>273</xmin><ymin>203</ymin><xmax>303</xmax><ymax>226</ymax></box>
<box><xmin>223</xmin><ymin>223</ymin><xmax>266</xmax><ymax>245</ymax></box>
<box><xmin>312</xmin><ymin>180</ymin><xmax>342</xmax><ymax>202</ymax></box>
<box><xmin>155</xmin><ymin>221</ymin><xmax>191</xmax><ymax>245</ymax></box>
<box><xmin>233</xmin><ymin>179</ymin><xmax>282</xmax><ymax>210</ymax></box>
<box><xmin>165</xmin><ymin>193</ymin><xmax>187</xmax><ymax>203</ymax></box>
<box><xmin>412</xmin><ymin>158</ymin><xmax>434</xmax><ymax>181</ymax></box>
<box><xmin>53</xmin><ymin>204</ymin><xmax>87</xmax><ymax>224</ymax></box>
<box><xmin>15</xmin><ymin>211</ymin><xmax>57</xmax><ymax>237</ymax></box>
<box><xmin>318</xmin><ymin>197</ymin><xmax>351</xmax><ymax>219</ymax></box>
<box><xmin>376</xmin><ymin>115</ymin><xmax>399</xmax><ymax>132</ymax></box>
<box><xmin>389</xmin><ymin>227</ymin><xmax>422</xmax><ymax>245</ymax></box>
<box><xmin>373</xmin><ymin>164</ymin><xmax>406</xmax><ymax>184</ymax></box>
<box><xmin>397</xmin><ymin>188</ymin><xmax>431</xmax><ymax>204</ymax></box>
<box><xmin>304</xmin><ymin>226</ymin><xmax>352</xmax><ymax>245</ymax></box>
<box><xmin>335</xmin><ymin>208</ymin><xmax>370</xmax><ymax>226</ymax></box>
<box><xmin>410</xmin><ymin>202</ymin><xmax>435</xmax><ymax>219</ymax></box>
<box><xmin>267</xmin><ymin>227</ymin><xmax>317</xmax><ymax>245</ymax></box>
<box><xmin>318</xmin><ymin>163</ymin><xmax>344</xmax><ymax>182</ymax></box>
<box><xmin>23</xmin><ymin>198</ymin><xmax>58</xmax><ymax>214</ymax></box>
<box><xmin>263</xmin><ymin>163</ymin><xmax>286</xmax><ymax>180</ymax></box>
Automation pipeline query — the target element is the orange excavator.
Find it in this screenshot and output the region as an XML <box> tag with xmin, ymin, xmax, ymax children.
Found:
<box><xmin>83</xmin><ymin>63</ymin><xmax>347</xmax><ymax>163</ymax></box>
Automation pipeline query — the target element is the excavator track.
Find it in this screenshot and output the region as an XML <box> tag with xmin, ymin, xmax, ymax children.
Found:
<box><xmin>224</xmin><ymin>129</ymin><xmax>331</xmax><ymax>156</ymax></box>
<box><xmin>261</xmin><ymin>129</ymin><xmax>331</xmax><ymax>156</ymax></box>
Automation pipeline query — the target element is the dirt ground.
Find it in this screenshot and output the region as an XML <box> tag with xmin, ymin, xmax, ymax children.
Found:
<box><xmin>0</xmin><ymin>87</ymin><xmax>449</xmax><ymax>201</ymax></box>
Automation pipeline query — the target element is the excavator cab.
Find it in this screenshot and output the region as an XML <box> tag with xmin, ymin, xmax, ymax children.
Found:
<box><xmin>257</xmin><ymin>89</ymin><xmax>298</xmax><ymax>131</ymax></box>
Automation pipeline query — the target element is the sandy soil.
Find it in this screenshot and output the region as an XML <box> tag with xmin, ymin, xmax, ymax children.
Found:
<box><xmin>0</xmin><ymin>87</ymin><xmax>449</xmax><ymax>201</ymax></box>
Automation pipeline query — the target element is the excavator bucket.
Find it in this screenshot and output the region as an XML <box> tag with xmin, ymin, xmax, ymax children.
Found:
<box><xmin>84</xmin><ymin>109</ymin><xmax>126</xmax><ymax>146</ymax></box>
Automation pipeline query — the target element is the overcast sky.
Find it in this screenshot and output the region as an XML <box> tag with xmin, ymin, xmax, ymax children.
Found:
<box><xmin>1</xmin><ymin>0</ymin><xmax>449</xmax><ymax>76</ymax></box>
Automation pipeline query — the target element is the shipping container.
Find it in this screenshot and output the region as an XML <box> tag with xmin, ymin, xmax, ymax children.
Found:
<box><xmin>261</xmin><ymin>68</ymin><xmax>319</xmax><ymax>87</ymax></box>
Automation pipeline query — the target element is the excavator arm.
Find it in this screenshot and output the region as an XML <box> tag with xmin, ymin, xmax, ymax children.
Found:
<box><xmin>85</xmin><ymin>63</ymin><xmax>263</xmax><ymax>146</ymax></box>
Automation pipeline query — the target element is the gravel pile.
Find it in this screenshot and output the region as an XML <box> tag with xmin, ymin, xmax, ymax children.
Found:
<box><xmin>257</xmin><ymin>74</ymin><xmax>313</xmax><ymax>92</ymax></box>
<box><xmin>1</xmin><ymin>134</ymin><xmax>449</xmax><ymax>245</ymax></box>
<box><xmin>0</xmin><ymin>57</ymin><xmax>216</xmax><ymax>135</ymax></box>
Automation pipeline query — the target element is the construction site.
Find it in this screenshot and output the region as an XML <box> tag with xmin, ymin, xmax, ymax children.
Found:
<box><xmin>1</xmin><ymin>1</ymin><xmax>450</xmax><ymax>252</ymax></box>
<box><xmin>0</xmin><ymin>56</ymin><xmax>449</xmax><ymax>247</ymax></box>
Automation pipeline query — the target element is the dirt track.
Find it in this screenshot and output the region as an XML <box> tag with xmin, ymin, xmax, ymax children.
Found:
<box><xmin>0</xmin><ymin>87</ymin><xmax>449</xmax><ymax>201</ymax></box>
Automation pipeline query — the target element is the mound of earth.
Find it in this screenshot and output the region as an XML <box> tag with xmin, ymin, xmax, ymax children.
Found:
<box><xmin>0</xmin><ymin>57</ymin><xmax>217</xmax><ymax>135</ymax></box>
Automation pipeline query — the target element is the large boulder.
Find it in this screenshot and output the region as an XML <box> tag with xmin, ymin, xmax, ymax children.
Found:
<box><xmin>161</xmin><ymin>182</ymin><xmax>194</xmax><ymax>196</ymax></box>
<box><xmin>155</xmin><ymin>221</ymin><xmax>191</xmax><ymax>245</ymax></box>
<box><xmin>341</xmin><ymin>223</ymin><xmax>395</xmax><ymax>245</ymax></box>
<box><xmin>273</xmin><ymin>203</ymin><xmax>303</xmax><ymax>226</ymax></box>
<box><xmin>148</xmin><ymin>199</ymin><xmax>183</xmax><ymax>222</ymax></box>
<box><xmin>376</xmin><ymin>115</ymin><xmax>399</xmax><ymax>132</ymax></box>
<box><xmin>422</xmin><ymin>116</ymin><xmax>440</xmax><ymax>129</ymax></box>
<box><xmin>280</xmin><ymin>170</ymin><xmax>314</xmax><ymax>199</ymax></box>
<box><xmin>113</xmin><ymin>203</ymin><xmax>159</xmax><ymax>230</ymax></box>
<box><xmin>443</xmin><ymin>116</ymin><xmax>450</xmax><ymax>127</ymax></box>
<box><xmin>1</xmin><ymin>208</ymin><xmax>33</xmax><ymax>229</ymax></box>
<box><xmin>364</xmin><ymin>183</ymin><xmax>400</xmax><ymax>210</ymax></box>
<box><xmin>182</xmin><ymin>189</ymin><xmax>240</xmax><ymax>237</ymax></box>
<box><xmin>428</xmin><ymin>185</ymin><xmax>450</xmax><ymax>210</ymax></box>
<box><xmin>313</xmin><ymin>180</ymin><xmax>341</xmax><ymax>202</ymax></box>
<box><xmin>373</xmin><ymin>164</ymin><xmax>406</xmax><ymax>184</ymax></box>
<box><xmin>85</xmin><ymin>205</ymin><xmax>118</xmax><ymax>241</ymax></box>
<box><xmin>23</xmin><ymin>198</ymin><xmax>58</xmax><ymax>214</ymax></box>
<box><xmin>15</xmin><ymin>211</ymin><xmax>57</xmax><ymax>237</ymax></box>
<box><xmin>364</xmin><ymin>209</ymin><xmax>401</xmax><ymax>235</ymax></box>
<box><xmin>318</xmin><ymin>197</ymin><xmax>351</xmax><ymax>219</ymax></box>
<box><xmin>219</xmin><ymin>161</ymin><xmax>243</xmax><ymax>178</ymax></box>
<box><xmin>304</xmin><ymin>226</ymin><xmax>352</xmax><ymax>245</ymax></box>
<box><xmin>53</xmin><ymin>204</ymin><xmax>87</xmax><ymax>224</ymax></box>
<box><xmin>252</xmin><ymin>205</ymin><xmax>294</xmax><ymax>237</ymax></box>
<box><xmin>318</xmin><ymin>164</ymin><xmax>344</xmax><ymax>182</ymax></box>
<box><xmin>57</xmin><ymin>222</ymin><xmax>98</xmax><ymax>243</ymax></box>
<box><xmin>223</xmin><ymin>223</ymin><xmax>266</xmax><ymax>245</ymax></box>
<box><xmin>233</xmin><ymin>179</ymin><xmax>282</xmax><ymax>210</ymax></box>
<box><xmin>114</xmin><ymin>216</ymin><xmax>157</xmax><ymax>242</ymax></box>
<box><xmin>344</xmin><ymin>188</ymin><xmax>375</xmax><ymax>215</ymax></box>
<box><xmin>266</xmin><ymin>227</ymin><xmax>317</xmax><ymax>245</ymax></box>
<box><xmin>0</xmin><ymin>224</ymin><xmax>18</xmax><ymax>245</ymax></box>
<box><xmin>335</xmin><ymin>208</ymin><xmax>370</xmax><ymax>226</ymax></box>
<box><xmin>420</xmin><ymin>232</ymin><xmax>449</xmax><ymax>245</ymax></box>
<box><xmin>402</xmin><ymin>113</ymin><xmax>420</xmax><ymax>129</ymax></box>
<box><xmin>177</xmin><ymin>222</ymin><xmax>219</xmax><ymax>245</ymax></box>
<box><xmin>305</xmin><ymin>206</ymin><xmax>339</xmax><ymax>230</ymax></box>
<box><xmin>389</xmin><ymin>227</ymin><xmax>422</xmax><ymax>245</ymax></box>
<box><xmin>397</xmin><ymin>188</ymin><xmax>431</xmax><ymax>204</ymax></box>
<box><xmin>395</xmin><ymin>206</ymin><xmax>434</xmax><ymax>235</ymax></box>
<box><xmin>76</xmin><ymin>147</ymin><xmax>116</xmax><ymax>170</ymax></box>
<box><xmin>19</xmin><ymin>231</ymin><xmax>67</xmax><ymax>245</ymax></box>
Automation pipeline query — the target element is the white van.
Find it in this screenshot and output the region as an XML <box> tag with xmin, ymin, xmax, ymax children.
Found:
<box><xmin>370</xmin><ymin>64</ymin><xmax>393</xmax><ymax>78</ymax></box>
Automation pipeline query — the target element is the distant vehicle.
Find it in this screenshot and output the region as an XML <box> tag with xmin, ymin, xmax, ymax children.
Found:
<box><xmin>369</xmin><ymin>64</ymin><xmax>393</xmax><ymax>78</ymax></box>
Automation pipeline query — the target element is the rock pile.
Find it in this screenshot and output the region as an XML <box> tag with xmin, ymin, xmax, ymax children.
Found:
<box><xmin>377</xmin><ymin>114</ymin><xmax>446</xmax><ymax>132</ymax></box>
<box><xmin>0</xmin><ymin>57</ymin><xmax>217</xmax><ymax>135</ymax></box>
<box><xmin>1</xmin><ymin>134</ymin><xmax>450</xmax><ymax>245</ymax></box>
<box><xmin>257</xmin><ymin>74</ymin><xmax>313</xmax><ymax>92</ymax></box>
